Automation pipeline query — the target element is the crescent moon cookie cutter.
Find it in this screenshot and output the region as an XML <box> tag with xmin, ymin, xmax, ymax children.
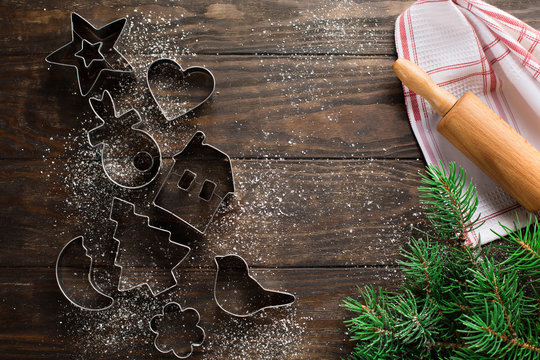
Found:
<box><xmin>88</xmin><ymin>90</ymin><xmax>162</xmax><ymax>189</ymax></box>
<box><xmin>109</xmin><ymin>197</ymin><xmax>191</xmax><ymax>296</ymax></box>
<box><xmin>213</xmin><ymin>254</ymin><xmax>296</xmax><ymax>317</ymax></box>
<box><xmin>55</xmin><ymin>236</ymin><xmax>114</xmax><ymax>311</ymax></box>
<box><xmin>46</xmin><ymin>12</ymin><xmax>133</xmax><ymax>96</ymax></box>
<box><xmin>146</xmin><ymin>58</ymin><xmax>216</xmax><ymax>121</ymax></box>
<box><xmin>153</xmin><ymin>131</ymin><xmax>235</xmax><ymax>234</ymax></box>
<box><xmin>150</xmin><ymin>302</ymin><xmax>205</xmax><ymax>358</ymax></box>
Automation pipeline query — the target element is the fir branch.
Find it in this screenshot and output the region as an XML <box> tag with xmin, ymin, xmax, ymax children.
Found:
<box><xmin>399</xmin><ymin>237</ymin><xmax>444</xmax><ymax>299</ymax></box>
<box><xmin>498</xmin><ymin>216</ymin><xmax>540</xmax><ymax>280</ymax></box>
<box><xmin>419</xmin><ymin>162</ymin><xmax>481</xmax><ymax>244</ymax></box>
<box><xmin>343</xmin><ymin>163</ymin><xmax>540</xmax><ymax>360</ymax></box>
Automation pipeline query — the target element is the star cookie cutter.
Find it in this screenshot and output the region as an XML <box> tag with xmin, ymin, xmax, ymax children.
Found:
<box><xmin>147</xmin><ymin>58</ymin><xmax>216</xmax><ymax>121</ymax></box>
<box><xmin>110</xmin><ymin>198</ymin><xmax>191</xmax><ymax>296</ymax></box>
<box><xmin>150</xmin><ymin>302</ymin><xmax>205</xmax><ymax>358</ymax></box>
<box><xmin>153</xmin><ymin>131</ymin><xmax>235</xmax><ymax>234</ymax></box>
<box><xmin>46</xmin><ymin>12</ymin><xmax>133</xmax><ymax>96</ymax></box>
<box><xmin>56</xmin><ymin>236</ymin><xmax>114</xmax><ymax>311</ymax></box>
<box><xmin>213</xmin><ymin>254</ymin><xmax>296</xmax><ymax>317</ymax></box>
<box><xmin>89</xmin><ymin>90</ymin><xmax>161</xmax><ymax>189</ymax></box>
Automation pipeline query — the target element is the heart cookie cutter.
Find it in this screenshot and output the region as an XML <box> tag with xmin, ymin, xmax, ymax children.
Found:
<box><xmin>46</xmin><ymin>12</ymin><xmax>133</xmax><ymax>96</ymax></box>
<box><xmin>147</xmin><ymin>58</ymin><xmax>216</xmax><ymax>121</ymax></box>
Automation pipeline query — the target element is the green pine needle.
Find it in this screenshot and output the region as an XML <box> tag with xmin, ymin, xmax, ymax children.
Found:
<box><xmin>343</xmin><ymin>162</ymin><xmax>540</xmax><ymax>360</ymax></box>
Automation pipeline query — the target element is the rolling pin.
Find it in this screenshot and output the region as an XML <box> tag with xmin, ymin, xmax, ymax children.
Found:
<box><xmin>393</xmin><ymin>58</ymin><xmax>540</xmax><ymax>212</ymax></box>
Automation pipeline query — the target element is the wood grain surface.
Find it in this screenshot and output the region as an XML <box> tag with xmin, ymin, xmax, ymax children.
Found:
<box><xmin>0</xmin><ymin>0</ymin><xmax>531</xmax><ymax>359</ymax></box>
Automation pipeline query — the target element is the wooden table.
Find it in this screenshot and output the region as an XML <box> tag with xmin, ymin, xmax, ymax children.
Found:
<box><xmin>1</xmin><ymin>1</ymin><xmax>537</xmax><ymax>359</ymax></box>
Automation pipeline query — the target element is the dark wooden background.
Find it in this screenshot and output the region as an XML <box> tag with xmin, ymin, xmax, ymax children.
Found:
<box><xmin>1</xmin><ymin>1</ymin><xmax>538</xmax><ymax>359</ymax></box>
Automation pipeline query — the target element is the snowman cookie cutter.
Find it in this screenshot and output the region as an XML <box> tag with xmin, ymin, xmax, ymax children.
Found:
<box><xmin>147</xmin><ymin>58</ymin><xmax>216</xmax><ymax>121</ymax></box>
<box><xmin>88</xmin><ymin>90</ymin><xmax>161</xmax><ymax>189</ymax></box>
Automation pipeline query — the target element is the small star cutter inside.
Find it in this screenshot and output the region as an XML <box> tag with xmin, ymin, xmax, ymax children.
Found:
<box><xmin>46</xmin><ymin>12</ymin><xmax>133</xmax><ymax>96</ymax></box>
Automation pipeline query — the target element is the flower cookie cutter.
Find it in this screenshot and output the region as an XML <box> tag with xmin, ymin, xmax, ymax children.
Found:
<box><xmin>150</xmin><ymin>302</ymin><xmax>205</xmax><ymax>358</ymax></box>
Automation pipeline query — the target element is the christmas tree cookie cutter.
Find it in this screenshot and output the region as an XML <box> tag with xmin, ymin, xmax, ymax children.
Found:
<box><xmin>150</xmin><ymin>302</ymin><xmax>205</xmax><ymax>358</ymax></box>
<box><xmin>147</xmin><ymin>58</ymin><xmax>216</xmax><ymax>121</ymax></box>
<box><xmin>153</xmin><ymin>131</ymin><xmax>235</xmax><ymax>234</ymax></box>
<box><xmin>89</xmin><ymin>90</ymin><xmax>161</xmax><ymax>189</ymax></box>
<box><xmin>110</xmin><ymin>197</ymin><xmax>191</xmax><ymax>296</ymax></box>
<box><xmin>213</xmin><ymin>254</ymin><xmax>296</xmax><ymax>317</ymax></box>
<box><xmin>55</xmin><ymin>236</ymin><xmax>114</xmax><ymax>311</ymax></box>
<box><xmin>46</xmin><ymin>12</ymin><xmax>133</xmax><ymax>96</ymax></box>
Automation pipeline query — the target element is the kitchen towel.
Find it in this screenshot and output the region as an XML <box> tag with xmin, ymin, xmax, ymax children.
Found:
<box><xmin>395</xmin><ymin>0</ymin><xmax>540</xmax><ymax>244</ymax></box>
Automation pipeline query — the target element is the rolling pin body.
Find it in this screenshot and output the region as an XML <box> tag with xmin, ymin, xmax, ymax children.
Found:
<box><xmin>393</xmin><ymin>58</ymin><xmax>540</xmax><ymax>212</ymax></box>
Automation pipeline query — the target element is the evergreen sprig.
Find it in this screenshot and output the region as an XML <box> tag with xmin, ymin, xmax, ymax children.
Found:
<box><xmin>343</xmin><ymin>162</ymin><xmax>540</xmax><ymax>360</ymax></box>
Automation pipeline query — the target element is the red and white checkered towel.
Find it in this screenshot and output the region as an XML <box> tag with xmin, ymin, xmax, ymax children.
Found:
<box><xmin>395</xmin><ymin>0</ymin><xmax>540</xmax><ymax>244</ymax></box>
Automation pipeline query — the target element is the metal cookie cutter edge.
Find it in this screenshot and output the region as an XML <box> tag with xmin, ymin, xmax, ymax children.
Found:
<box><xmin>45</xmin><ymin>12</ymin><xmax>133</xmax><ymax>96</ymax></box>
<box><xmin>146</xmin><ymin>58</ymin><xmax>216</xmax><ymax>121</ymax></box>
<box><xmin>150</xmin><ymin>302</ymin><xmax>205</xmax><ymax>359</ymax></box>
<box><xmin>88</xmin><ymin>90</ymin><xmax>162</xmax><ymax>190</ymax></box>
<box><xmin>213</xmin><ymin>254</ymin><xmax>296</xmax><ymax>317</ymax></box>
<box><xmin>109</xmin><ymin>197</ymin><xmax>191</xmax><ymax>296</ymax></box>
<box><xmin>55</xmin><ymin>236</ymin><xmax>115</xmax><ymax>311</ymax></box>
<box><xmin>152</xmin><ymin>131</ymin><xmax>235</xmax><ymax>234</ymax></box>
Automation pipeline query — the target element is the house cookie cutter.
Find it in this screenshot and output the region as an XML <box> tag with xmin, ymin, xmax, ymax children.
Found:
<box><xmin>110</xmin><ymin>197</ymin><xmax>191</xmax><ymax>296</ymax></box>
<box><xmin>213</xmin><ymin>254</ymin><xmax>296</xmax><ymax>317</ymax></box>
<box><xmin>153</xmin><ymin>131</ymin><xmax>235</xmax><ymax>234</ymax></box>
<box><xmin>150</xmin><ymin>302</ymin><xmax>205</xmax><ymax>358</ymax></box>
<box><xmin>89</xmin><ymin>90</ymin><xmax>161</xmax><ymax>189</ymax></box>
<box><xmin>147</xmin><ymin>58</ymin><xmax>216</xmax><ymax>121</ymax></box>
<box><xmin>56</xmin><ymin>236</ymin><xmax>114</xmax><ymax>311</ymax></box>
<box><xmin>46</xmin><ymin>13</ymin><xmax>133</xmax><ymax>96</ymax></box>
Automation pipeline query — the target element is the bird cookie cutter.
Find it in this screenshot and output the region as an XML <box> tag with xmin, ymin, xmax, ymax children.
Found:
<box><xmin>213</xmin><ymin>254</ymin><xmax>296</xmax><ymax>317</ymax></box>
<box><xmin>88</xmin><ymin>90</ymin><xmax>162</xmax><ymax>189</ymax></box>
<box><xmin>56</xmin><ymin>236</ymin><xmax>114</xmax><ymax>311</ymax></box>
<box><xmin>153</xmin><ymin>131</ymin><xmax>235</xmax><ymax>234</ymax></box>
<box><xmin>147</xmin><ymin>58</ymin><xmax>216</xmax><ymax>121</ymax></box>
<box><xmin>150</xmin><ymin>302</ymin><xmax>205</xmax><ymax>358</ymax></box>
<box><xmin>110</xmin><ymin>197</ymin><xmax>191</xmax><ymax>296</ymax></box>
<box><xmin>46</xmin><ymin>12</ymin><xmax>133</xmax><ymax>96</ymax></box>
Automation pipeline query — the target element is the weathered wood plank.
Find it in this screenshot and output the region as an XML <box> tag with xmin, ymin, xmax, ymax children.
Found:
<box><xmin>0</xmin><ymin>54</ymin><xmax>419</xmax><ymax>160</ymax></box>
<box><xmin>0</xmin><ymin>266</ymin><xmax>403</xmax><ymax>359</ymax></box>
<box><xmin>0</xmin><ymin>1</ymin><xmax>537</xmax><ymax>56</ymax></box>
<box><xmin>0</xmin><ymin>158</ymin><xmax>427</xmax><ymax>268</ymax></box>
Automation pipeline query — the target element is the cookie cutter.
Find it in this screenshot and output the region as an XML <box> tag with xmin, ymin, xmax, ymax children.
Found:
<box><xmin>56</xmin><ymin>236</ymin><xmax>114</xmax><ymax>311</ymax></box>
<box><xmin>110</xmin><ymin>197</ymin><xmax>191</xmax><ymax>296</ymax></box>
<box><xmin>147</xmin><ymin>58</ymin><xmax>216</xmax><ymax>121</ymax></box>
<box><xmin>153</xmin><ymin>131</ymin><xmax>235</xmax><ymax>234</ymax></box>
<box><xmin>46</xmin><ymin>12</ymin><xmax>133</xmax><ymax>96</ymax></box>
<box><xmin>150</xmin><ymin>302</ymin><xmax>205</xmax><ymax>358</ymax></box>
<box><xmin>213</xmin><ymin>254</ymin><xmax>296</xmax><ymax>317</ymax></box>
<box><xmin>89</xmin><ymin>90</ymin><xmax>161</xmax><ymax>189</ymax></box>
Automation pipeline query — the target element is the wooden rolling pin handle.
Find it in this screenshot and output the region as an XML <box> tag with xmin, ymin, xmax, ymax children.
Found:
<box><xmin>393</xmin><ymin>57</ymin><xmax>540</xmax><ymax>212</ymax></box>
<box><xmin>393</xmin><ymin>58</ymin><xmax>458</xmax><ymax>116</ymax></box>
